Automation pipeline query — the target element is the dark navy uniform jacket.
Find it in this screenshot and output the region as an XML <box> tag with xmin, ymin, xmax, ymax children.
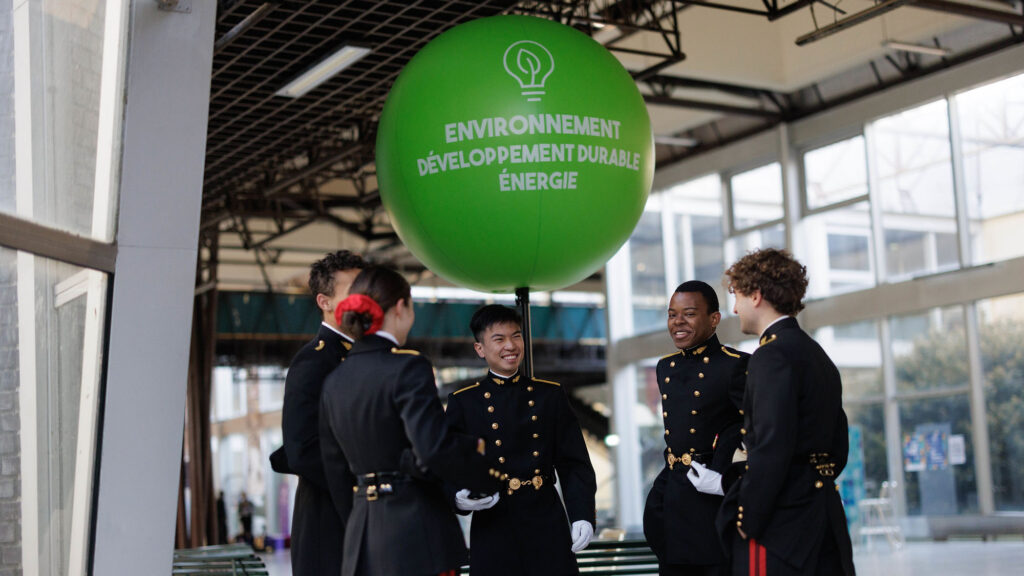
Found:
<box><xmin>717</xmin><ymin>317</ymin><xmax>855</xmax><ymax>575</ymax></box>
<box><xmin>446</xmin><ymin>371</ymin><xmax>597</xmax><ymax>576</ymax></box>
<box><xmin>277</xmin><ymin>322</ymin><xmax>351</xmax><ymax>576</ymax></box>
<box><xmin>643</xmin><ymin>333</ymin><xmax>748</xmax><ymax>566</ymax></box>
<box><xmin>319</xmin><ymin>334</ymin><xmax>500</xmax><ymax>576</ymax></box>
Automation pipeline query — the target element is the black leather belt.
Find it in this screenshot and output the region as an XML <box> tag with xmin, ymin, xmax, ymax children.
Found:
<box><xmin>666</xmin><ymin>451</ymin><xmax>713</xmax><ymax>470</ymax></box>
<box><xmin>355</xmin><ymin>471</ymin><xmax>408</xmax><ymax>501</ymax></box>
<box><xmin>504</xmin><ymin>473</ymin><xmax>553</xmax><ymax>495</ymax></box>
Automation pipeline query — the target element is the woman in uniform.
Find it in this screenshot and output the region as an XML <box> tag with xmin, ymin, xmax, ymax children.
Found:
<box><xmin>318</xmin><ymin>265</ymin><xmax>499</xmax><ymax>576</ymax></box>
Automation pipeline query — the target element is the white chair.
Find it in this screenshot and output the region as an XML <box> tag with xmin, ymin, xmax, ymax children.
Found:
<box><xmin>858</xmin><ymin>480</ymin><xmax>904</xmax><ymax>550</ymax></box>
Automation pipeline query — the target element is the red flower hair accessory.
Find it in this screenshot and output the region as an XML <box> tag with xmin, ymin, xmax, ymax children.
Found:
<box><xmin>334</xmin><ymin>294</ymin><xmax>384</xmax><ymax>335</ymax></box>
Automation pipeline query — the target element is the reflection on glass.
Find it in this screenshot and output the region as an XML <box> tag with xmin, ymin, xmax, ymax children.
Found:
<box><xmin>815</xmin><ymin>321</ymin><xmax>882</xmax><ymax>398</ymax></box>
<box><xmin>804</xmin><ymin>136</ymin><xmax>868</xmax><ymax>210</ymax></box>
<box><xmin>630</xmin><ymin>209</ymin><xmax>666</xmax><ymax>335</ymax></box>
<box><xmin>842</xmin><ymin>403</ymin><xmax>886</xmax><ymax>521</ymax></box>
<box><xmin>976</xmin><ymin>293</ymin><xmax>1024</xmax><ymax>511</ymax></box>
<box><xmin>665</xmin><ymin>174</ymin><xmax>725</xmax><ymax>301</ymax></box>
<box><xmin>0</xmin><ymin>247</ymin><xmax>108</xmax><ymax>574</ymax></box>
<box><xmin>899</xmin><ymin>394</ymin><xmax>977</xmax><ymax>515</ymax></box>
<box><xmin>871</xmin><ymin>100</ymin><xmax>959</xmax><ymax>280</ymax></box>
<box><xmin>4</xmin><ymin>2</ymin><xmax>122</xmax><ymax>240</ymax></box>
<box><xmin>956</xmin><ymin>72</ymin><xmax>1024</xmax><ymax>265</ymax></box>
<box><xmin>796</xmin><ymin>202</ymin><xmax>875</xmax><ymax>298</ymax></box>
<box><xmin>731</xmin><ymin>163</ymin><xmax>783</xmax><ymax>230</ymax></box>
<box><xmin>891</xmin><ymin>306</ymin><xmax>966</xmax><ymax>393</ymax></box>
<box><xmin>635</xmin><ymin>362</ymin><xmax>664</xmax><ymax>500</ymax></box>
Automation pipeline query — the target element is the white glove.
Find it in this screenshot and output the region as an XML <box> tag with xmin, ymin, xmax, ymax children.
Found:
<box><xmin>570</xmin><ymin>520</ymin><xmax>594</xmax><ymax>553</ymax></box>
<box><xmin>687</xmin><ymin>461</ymin><xmax>724</xmax><ymax>496</ymax></box>
<box><xmin>454</xmin><ymin>489</ymin><xmax>500</xmax><ymax>512</ymax></box>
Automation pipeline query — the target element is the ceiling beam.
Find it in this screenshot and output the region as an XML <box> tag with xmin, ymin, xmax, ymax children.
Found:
<box><xmin>643</xmin><ymin>94</ymin><xmax>780</xmax><ymax>118</ymax></box>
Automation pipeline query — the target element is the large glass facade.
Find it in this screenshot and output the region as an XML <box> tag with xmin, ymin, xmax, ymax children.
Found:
<box><xmin>611</xmin><ymin>70</ymin><xmax>1024</xmax><ymax>536</ymax></box>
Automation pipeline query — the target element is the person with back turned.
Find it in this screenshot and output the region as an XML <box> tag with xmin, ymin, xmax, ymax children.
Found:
<box><xmin>643</xmin><ymin>281</ymin><xmax>748</xmax><ymax>576</ymax></box>
<box><xmin>319</xmin><ymin>266</ymin><xmax>501</xmax><ymax>576</ymax></box>
<box><xmin>446</xmin><ymin>304</ymin><xmax>597</xmax><ymax>576</ymax></box>
<box><xmin>710</xmin><ymin>248</ymin><xmax>855</xmax><ymax>576</ymax></box>
<box><xmin>270</xmin><ymin>250</ymin><xmax>365</xmax><ymax>576</ymax></box>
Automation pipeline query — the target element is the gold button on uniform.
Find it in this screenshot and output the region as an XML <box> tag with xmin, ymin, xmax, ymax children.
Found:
<box><xmin>737</xmin><ymin>521</ymin><xmax>742</xmax><ymax>527</ymax></box>
<box><xmin>533</xmin><ymin>451</ymin><xmax>539</xmax><ymax>457</ymax></box>
<box><xmin>663</xmin><ymin>411</ymin><xmax>668</xmax><ymax>418</ymax></box>
<box><xmin>691</xmin><ymin>410</ymin><xmax>698</xmax><ymax>415</ymax></box>
<box><xmin>499</xmin><ymin>457</ymin><xmax>506</xmax><ymax>463</ymax></box>
<box><xmin>532</xmin><ymin>433</ymin><xmax>539</xmax><ymax>439</ymax></box>
<box><xmin>492</xmin><ymin>423</ymin><xmax>499</xmax><ymax>430</ymax></box>
<box><xmin>531</xmin><ymin>415</ymin><xmax>538</xmax><ymax>422</ymax></box>
<box><xmin>698</xmin><ymin>373</ymin><xmax>705</xmax><ymax>379</ymax></box>
<box><xmin>495</xmin><ymin>439</ymin><xmax>502</xmax><ymax>446</ymax></box>
<box><xmin>665</xmin><ymin>429</ymin><xmax>670</xmax><ymax>435</ymax></box>
<box><xmin>527</xmin><ymin>386</ymin><xmax>534</xmax><ymax>392</ymax></box>
<box><xmin>739</xmin><ymin>409</ymin><xmax>744</xmax><ymax>415</ymax></box>
<box><xmin>694</xmin><ymin>391</ymin><xmax>701</xmax><ymax>397</ymax></box>
<box><xmin>703</xmin><ymin>357</ymin><xmax>709</xmax><ymax>364</ymax></box>
<box><xmin>528</xmin><ymin>400</ymin><xmax>535</xmax><ymax>407</ymax></box>
<box><xmin>815</xmin><ymin>480</ymin><xmax>824</xmax><ymax>489</ymax></box>
<box><xmin>670</xmin><ymin>361</ymin><xmax>675</xmax><ymax>368</ymax></box>
<box><xmin>487</xmin><ymin>406</ymin><xmax>494</xmax><ymax>413</ymax></box>
<box><xmin>690</xmin><ymin>428</ymin><xmax>696</xmax><ymax>434</ymax></box>
<box><xmin>662</xmin><ymin>394</ymin><xmax>668</xmax><ymax>400</ymax></box>
<box><xmin>738</xmin><ymin>513</ymin><xmax>743</xmax><ymax>519</ymax></box>
<box><xmin>690</xmin><ymin>448</ymin><xmax>696</xmax><ymax>453</ymax></box>
<box><xmin>484</xmin><ymin>392</ymin><xmax>491</xmax><ymax>399</ymax></box>
<box><xmin>738</xmin><ymin>506</ymin><xmax>744</xmax><ymax>512</ymax></box>
<box><xmin>534</xmin><ymin>469</ymin><xmax>541</xmax><ymax>475</ymax></box>
<box><xmin>741</xmin><ymin>428</ymin><xmax>747</xmax><ymax>435</ymax></box>
<box><xmin>664</xmin><ymin>377</ymin><xmax>670</xmax><ymax>383</ymax></box>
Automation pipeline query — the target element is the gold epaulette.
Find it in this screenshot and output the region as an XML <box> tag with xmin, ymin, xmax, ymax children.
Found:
<box><xmin>532</xmin><ymin>377</ymin><xmax>561</xmax><ymax>387</ymax></box>
<box><xmin>721</xmin><ymin>346</ymin><xmax>742</xmax><ymax>358</ymax></box>
<box><xmin>454</xmin><ymin>382</ymin><xmax>480</xmax><ymax>395</ymax></box>
<box><xmin>391</xmin><ymin>347</ymin><xmax>420</xmax><ymax>355</ymax></box>
<box><xmin>660</xmin><ymin>351</ymin><xmax>682</xmax><ymax>360</ymax></box>
<box><xmin>342</xmin><ymin>341</ymin><xmax>352</xmax><ymax>351</ymax></box>
<box><xmin>314</xmin><ymin>340</ymin><xmax>325</xmax><ymax>351</ymax></box>
<box><xmin>759</xmin><ymin>334</ymin><xmax>778</xmax><ymax>346</ymax></box>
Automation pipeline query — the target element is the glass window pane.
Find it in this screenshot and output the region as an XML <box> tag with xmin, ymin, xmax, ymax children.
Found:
<box><xmin>804</xmin><ymin>136</ymin><xmax>868</xmax><ymax>209</ymax></box>
<box><xmin>1</xmin><ymin>246</ymin><xmax>108</xmax><ymax>574</ymax></box>
<box><xmin>635</xmin><ymin>361</ymin><xmax>664</xmax><ymax>501</ymax></box>
<box><xmin>956</xmin><ymin>73</ymin><xmax>1024</xmax><ymax>265</ymax></box>
<box><xmin>891</xmin><ymin>306</ymin><xmax>966</xmax><ymax>394</ymax></box>
<box><xmin>899</xmin><ymin>395</ymin><xmax>977</xmax><ymax>515</ymax></box>
<box><xmin>842</xmin><ymin>403</ymin><xmax>887</xmax><ymax>522</ymax></box>
<box><xmin>256</xmin><ymin>365</ymin><xmax>285</xmax><ymax>413</ymax></box>
<box><xmin>664</xmin><ymin>174</ymin><xmax>725</xmax><ymax>301</ymax></box>
<box><xmin>630</xmin><ymin>208</ymin><xmax>666</xmax><ymax>335</ymax></box>
<box><xmin>871</xmin><ymin>100</ymin><xmax>959</xmax><ymax>280</ymax></box>
<box><xmin>815</xmin><ymin>321</ymin><xmax>883</xmax><ymax>398</ymax></box>
<box><xmin>976</xmin><ymin>292</ymin><xmax>1024</xmax><ymax>511</ymax></box>
<box><xmin>731</xmin><ymin>163</ymin><xmax>783</xmax><ymax>230</ymax></box>
<box><xmin>4</xmin><ymin>1</ymin><xmax>123</xmax><ymax>241</ymax></box>
<box><xmin>796</xmin><ymin>201</ymin><xmax>875</xmax><ymax>298</ymax></box>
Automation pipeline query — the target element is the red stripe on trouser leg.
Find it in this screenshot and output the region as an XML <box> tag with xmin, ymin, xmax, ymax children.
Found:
<box><xmin>758</xmin><ymin>541</ymin><xmax>766</xmax><ymax>575</ymax></box>
<box><xmin>749</xmin><ymin>539</ymin><xmax>757</xmax><ymax>576</ymax></box>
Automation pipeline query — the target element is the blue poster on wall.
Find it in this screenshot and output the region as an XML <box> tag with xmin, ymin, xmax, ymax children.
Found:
<box><xmin>925</xmin><ymin>429</ymin><xmax>949</xmax><ymax>471</ymax></box>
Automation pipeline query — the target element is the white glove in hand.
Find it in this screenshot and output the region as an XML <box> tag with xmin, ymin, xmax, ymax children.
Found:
<box><xmin>454</xmin><ymin>489</ymin><xmax>500</xmax><ymax>512</ymax></box>
<box><xmin>687</xmin><ymin>461</ymin><xmax>724</xmax><ymax>496</ymax></box>
<box><xmin>570</xmin><ymin>520</ymin><xmax>594</xmax><ymax>553</ymax></box>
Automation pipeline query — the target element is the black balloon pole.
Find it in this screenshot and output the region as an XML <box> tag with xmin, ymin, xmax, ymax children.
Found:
<box><xmin>515</xmin><ymin>287</ymin><xmax>534</xmax><ymax>379</ymax></box>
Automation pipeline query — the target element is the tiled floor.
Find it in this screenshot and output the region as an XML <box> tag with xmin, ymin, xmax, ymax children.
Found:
<box><xmin>261</xmin><ymin>540</ymin><xmax>1024</xmax><ymax>575</ymax></box>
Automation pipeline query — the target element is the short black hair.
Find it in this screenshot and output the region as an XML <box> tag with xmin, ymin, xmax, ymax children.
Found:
<box><xmin>308</xmin><ymin>250</ymin><xmax>366</xmax><ymax>298</ymax></box>
<box><xmin>674</xmin><ymin>280</ymin><xmax>720</xmax><ymax>313</ymax></box>
<box><xmin>470</xmin><ymin>305</ymin><xmax>522</xmax><ymax>342</ymax></box>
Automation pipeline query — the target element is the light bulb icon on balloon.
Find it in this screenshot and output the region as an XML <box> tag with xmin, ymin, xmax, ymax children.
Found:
<box><xmin>503</xmin><ymin>40</ymin><xmax>555</xmax><ymax>102</ymax></box>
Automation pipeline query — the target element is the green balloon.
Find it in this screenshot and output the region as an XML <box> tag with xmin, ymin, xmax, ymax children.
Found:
<box><xmin>377</xmin><ymin>15</ymin><xmax>653</xmax><ymax>293</ymax></box>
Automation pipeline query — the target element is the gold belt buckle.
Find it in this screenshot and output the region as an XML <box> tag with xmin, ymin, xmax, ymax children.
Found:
<box><xmin>508</xmin><ymin>478</ymin><xmax>522</xmax><ymax>491</ymax></box>
<box><xmin>531</xmin><ymin>475</ymin><xmax>544</xmax><ymax>490</ymax></box>
<box><xmin>365</xmin><ymin>485</ymin><xmax>378</xmax><ymax>502</ymax></box>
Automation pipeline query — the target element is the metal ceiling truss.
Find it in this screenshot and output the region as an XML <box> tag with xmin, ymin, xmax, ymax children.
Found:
<box><xmin>203</xmin><ymin>0</ymin><xmax>1024</xmax><ymax>277</ymax></box>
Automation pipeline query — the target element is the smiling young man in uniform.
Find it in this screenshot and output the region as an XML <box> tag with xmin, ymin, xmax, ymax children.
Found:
<box><xmin>644</xmin><ymin>280</ymin><xmax>748</xmax><ymax>576</ymax></box>
<box><xmin>446</xmin><ymin>304</ymin><xmax>597</xmax><ymax>576</ymax></box>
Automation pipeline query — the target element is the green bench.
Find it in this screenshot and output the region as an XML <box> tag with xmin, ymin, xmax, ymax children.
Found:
<box><xmin>459</xmin><ymin>539</ymin><xmax>658</xmax><ymax>575</ymax></box>
<box><xmin>172</xmin><ymin>544</ymin><xmax>269</xmax><ymax>576</ymax></box>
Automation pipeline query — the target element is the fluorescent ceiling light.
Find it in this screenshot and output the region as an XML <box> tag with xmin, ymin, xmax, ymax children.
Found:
<box><xmin>275</xmin><ymin>44</ymin><xmax>371</xmax><ymax>98</ymax></box>
<box><xmin>654</xmin><ymin>135</ymin><xmax>699</xmax><ymax>148</ymax></box>
<box><xmin>882</xmin><ymin>40</ymin><xmax>951</xmax><ymax>57</ymax></box>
